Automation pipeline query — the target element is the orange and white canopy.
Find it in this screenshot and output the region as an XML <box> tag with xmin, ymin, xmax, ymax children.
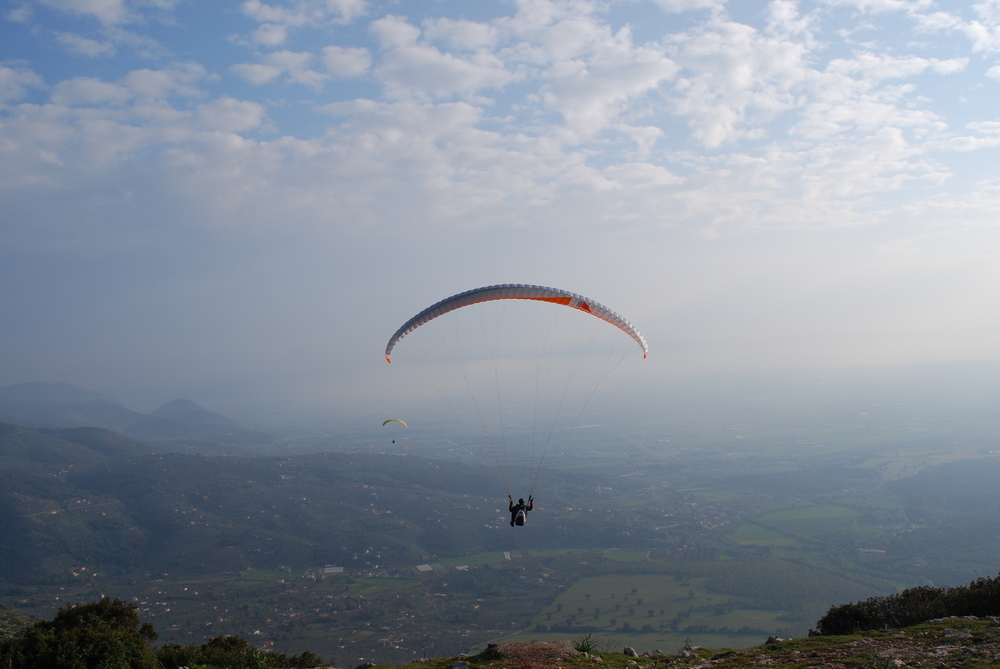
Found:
<box><xmin>385</xmin><ymin>284</ymin><xmax>648</xmax><ymax>362</ymax></box>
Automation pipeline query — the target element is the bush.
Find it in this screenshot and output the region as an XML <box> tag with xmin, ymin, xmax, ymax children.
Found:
<box><xmin>0</xmin><ymin>598</ymin><xmax>159</xmax><ymax>669</ymax></box>
<box><xmin>157</xmin><ymin>635</ymin><xmax>324</xmax><ymax>668</ymax></box>
<box><xmin>812</xmin><ymin>572</ymin><xmax>1000</xmax><ymax>635</ymax></box>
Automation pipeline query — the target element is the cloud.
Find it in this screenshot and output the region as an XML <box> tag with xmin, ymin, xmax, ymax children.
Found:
<box><xmin>6</xmin><ymin>3</ymin><xmax>32</xmax><ymax>22</ymax></box>
<box><xmin>230</xmin><ymin>63</ymin><xmax>283</xmax><ymax>85</ymax></box>
<box><xmin>539</xmin><ymin>27</ymin><xmax>679</xmax><ymax>138</ymax></box>
<box><xmin>827</xmin><ymin>53</ymin><xmax>967</xmax><ymax>79</ymax></box>
<box><xmin>370</xmin><ymin>15</ymin><xmax>420</xmax><ymax>49</ymax></box>
<box><xmin>240</xmin><ymin>0</ymin><xmax>368</xmax><ymax>45</ymax></box>
<box><xmin>35</xmin><ymin>0</ymin><xmax>129</xmax><ymax>25</ymax></box>
<box><xmin>371</xmin><ymin>16</ymin><xmax>517</xmax><ymax>100</ymax></box>
<box><xmin>320</xmin><ymin>46</ymin><xmax>371</xmax><ymax>77</ymax></box>
<box><xmin>54</xmin><ymin>32</ymin><xmax>117</xmax><ymax>57</ymax></box>
<box><xmin>666</xmin><ymin>16</ymin><xmax>812</xmax><ymax>147</ymax></box>
<box><xmin>195</xmin><ymin>97</ymin><xmax>267</xmax><ymax>132</ymax></box>
<box><xmin>119</xmin><ymin>63</ymin><xmax>209</xmax><ymax>99</ymax></box>
<box><xmin>650</xmin><ymin>0</ymin><xmax>724</xmax><ymax>12</ymax></box>
<box><xmin>0</xmin><ymin>64</ymin><xmax>45</xmax><ymax>102</ymax></box>
<box><xmin>912</xmin><ymin>3</ymin><xmax>1000</xmax><ymax>53</ymax></box>
<box><xmin>50</xmin><ymin>76</ymin><xmax>131</xmax><ymax>105</ymax></box>
<box><xmin>422</xmin><ymin>17</ymin><xmax>499</xmax><ymax>50</ymax></box>
<box><xmin>231</xmin><ymin>51</ymin><xmax>326</xmax><ymax>88</ymax></box>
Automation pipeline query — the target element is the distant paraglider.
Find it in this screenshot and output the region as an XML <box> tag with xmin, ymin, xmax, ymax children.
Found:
<box><xmin>382</xmin><ymin>418</ymin><xmax>407</xmax><ymax>443</ymax></box>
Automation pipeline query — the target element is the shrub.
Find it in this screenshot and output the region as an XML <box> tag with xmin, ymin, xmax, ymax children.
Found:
<box><xmin>812</xmin><ymin>572</ymin><xmax>1000</xmax><ymax>635</ymax></box>
<box><xmin>0</xmin><ymin>598</ymin><xmax>159</xmax><ymax>669</ymax></box>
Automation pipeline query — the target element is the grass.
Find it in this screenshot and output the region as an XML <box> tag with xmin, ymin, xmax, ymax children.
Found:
<box><xmin>729</xmin><ymin>524</ymin><xmax>795</xmax><ymax>546</ymax></box>
<box><xmin>525</xmin><ymin>574</ymin><xmax>790</xmax><ymax>652</ymax></box>
<box><xmin>756</xmin><ymin>505</ymin><xmax>859</xmax><ymax>538</ymax></box>
<box><xmin>603</xmin><ymin>550</ymin><xmax>649</xmax><ymax>562</ymax></box>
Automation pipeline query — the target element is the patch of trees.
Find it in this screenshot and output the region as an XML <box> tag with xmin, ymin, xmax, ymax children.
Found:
<box><xmin>812</xmin><ymin>572</ymin><xmax>1000</xmax><ymax>635</ymax></box>
<box><xmin>0</xmin><ymin>598</ymin><xmax>324</xmax><ymax>669</ymax></box>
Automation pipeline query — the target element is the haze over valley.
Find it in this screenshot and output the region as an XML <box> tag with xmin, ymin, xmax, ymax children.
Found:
<box><xmin>3</xmin><ymin>366</ymin><xmax>1000</xmax><ymax>664</ymax></box>
<box><xmin>4</xmin><ymin>0</ymin><xmax>1000</xmax><ymax>665</ymax></box>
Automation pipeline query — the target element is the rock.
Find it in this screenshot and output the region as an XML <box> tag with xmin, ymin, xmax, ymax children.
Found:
<box><xmin>941</xmin><ymin>628</ymin><xmax>972</xmax><ymax>639</ymax></box>
<box><xmin>765</xmin><ymin>636</ymin><xmax>786</xmax><ymax>644</ymax></box>
<box><xmin>623</xmin><ymin>646</ymin><xmax>639</xmax><ymax>657</ymax></box>
<box><xmin>452</xmin><ymin>661</ymin><xmax>469</xmax><ymax>669</ymax></box>
<box><xmin>991</xmin><ymin>617</ymin><xmax>1000</xmax><ymax>627</ymax></box>
<box><xmin>676</xmin><ymin>649</ymin><xmax>696</xmax><ymax>659</ymax></box>
<box><xmin>709</xmin><ymin>651</ymin><xmax>734</xmax><ymax>661</ymax></box>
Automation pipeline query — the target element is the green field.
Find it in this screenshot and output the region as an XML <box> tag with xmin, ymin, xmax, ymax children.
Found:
<box><xmin>756</xmin><ymin>505</ymin><xmax>859</xmax><ymax>538</ymax></box>
<box><xmin>604</xmin><ymin>550</ymin><xmax>650</xmax><ymax>562</ymax></box>
<box><xmin>524</xmin><ymin>573</ymin><xmax>790</xmax><ymax>653</ymax></box>
<box><xmin>729</xmin><ymin>524</ymin><xmax>795</xmax><ymax>546</ymax></box>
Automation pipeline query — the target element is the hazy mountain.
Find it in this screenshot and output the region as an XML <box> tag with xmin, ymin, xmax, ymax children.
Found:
<box><xmin>0</xmin><ymin>399</ymin><xmax>146</xmax><ymax>432</ymax></box>
<box><xmin>124</xmin><ymin>399</ymin><xmax>272</xmax><ymax>449</ymax></box>
<box><xmin>148</xmin><ymin>399</ymin><xmax>236</xmax><ymax>427</ymax></box>
<box><xmin>0</xmin><ymin>382</ymin><xmax>122</xmax><ymax>406</ymax></box>
<box><xmin>0</xmin><ymin>384</ymin><xmax>274</xmax><ymax>453</ymax></box>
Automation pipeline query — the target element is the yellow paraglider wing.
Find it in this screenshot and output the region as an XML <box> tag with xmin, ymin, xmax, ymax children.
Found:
<box><xmin>382</xmin><ymin>419</ymin><xmax>408</xmax><ymax>428</ymax></box>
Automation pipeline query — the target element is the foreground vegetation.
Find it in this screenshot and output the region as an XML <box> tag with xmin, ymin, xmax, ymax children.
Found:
<box><xmin>0</xmin><ymin>598</ymin><xmax>324</xmax><ymax>669</ymax></box>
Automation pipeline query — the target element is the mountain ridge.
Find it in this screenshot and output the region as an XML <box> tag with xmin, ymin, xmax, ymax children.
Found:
<box><xmin>0</xmin><ymin>383</ymin><xmax>273</xmax><ymax>451</ymax></box>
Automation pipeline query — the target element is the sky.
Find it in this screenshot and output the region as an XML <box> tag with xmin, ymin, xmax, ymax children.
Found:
<box><xmin>2</xmin><ymin>0</ymin><xmax>1000</xmax><ymax>414</ymax></box>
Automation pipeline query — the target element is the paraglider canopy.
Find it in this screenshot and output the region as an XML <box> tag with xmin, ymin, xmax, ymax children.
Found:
<box><xmin>382</xmin><ymin>419</ymin><xmax>408</xmax><ymax>428</ymax></box>
<box><xmin>385</xmin><ymin>284</ymin><xmax>647</xmax><ymax>363</ymax></box>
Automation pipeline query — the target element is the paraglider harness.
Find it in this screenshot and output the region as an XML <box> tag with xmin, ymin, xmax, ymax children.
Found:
<box><xmin>509</xmin><ymin>495</ymin><xmax>533</xmax><ymax>527</ymax></box>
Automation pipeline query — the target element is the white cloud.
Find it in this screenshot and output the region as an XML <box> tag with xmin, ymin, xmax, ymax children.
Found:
<box><xmin>231</xmin><ymin>63</ymin><xmax>284</xmax><ymax>85</ymax></box>
<box><xmin>650</xmin><ymin>0</ymin><xmax>725</xmax><ymax>12</ymax></box>
<box><xmin>240</xmin><ymin>0</ymin><xmax>368</xmax><ymax>44</ymax></box>
<box><xmin>321</xmin><ymin>46</ymin><xmax>371</xmax><ymax>77</ymax></box>
<box><xmin>821</xmin><ymin>0</ymin><xmax>934</xmax><ymax>14</ymax></box>
<box><xmin>50</xmin><ymin>76</ymin><xmax>131</xmax><ymax>105</ymax></box>
<box><xmin>195</xmin><ymin>97</ymin><xmax>267</xmax><ymax>132</ymax></box>
<box><xmin>666</xmin><ymin>16</ymin><xmax>812</xmax><ymax>147</ymax></box>
<box><xmin>36</xmin><ymin>0</ymin><xmax>129</xmax><ymax>25</ymax></box>
<box><xmin>370</xmin><ymin>15</ymin><xmax>421</xmax><ymax>49</ymax></box>
<box><xmin>913</xmin><ymin>3</ymin><xmax>1000</xmax><ymax>53</ymax></box>
<box><xmin>602</xmin><ymin>162</ymin><xmax>684</xmax><ymax>187</ymax></box>
<box><xmin>539</xmin><ymin>27</ymin><xmax>679</xmax><ymax>138</ymax></box>
<box><xmin>253</xmin><ymin>24</ymin><xmax>288</xmax><ymax>46</ymax></box>
<box><xmin>987</xmin><ymin>63</ymin><xmax>1000</xmax><ymax>78</ymax></box>
<box><xmin>376</xmin><ymin>43</ymin><xmax>517</xmax><ymax>100</ymax></box>
<box><xmin>119</xmin><ymin>63</ymin><xmax>208</xmax><ymax>99</ymax></box>
<box><xmin>55</xmin><ymin>32</ymin><xmax>117</xmax><ymax>57</ymax></box>
<box><xmin>369</xmin><ymin>16</ymin><xmax>517</xmax><ymax>100</ymax></box>
<box><xmin>0</xmin><ymin>64</ymin><xmax>45</xmax><ymax>102</ymax></box>
<box><xmin>828</xmin><ymin>53</ymin><xmax>967</xmax><ymax>79</ymax></box>
<box><xmin>231</xmin><ymin>51</ymin><xmax>326</xmax><ymax>88</ymax></box>
<box><xmin>6</xmin><ymin>3</ymin><xmax>32</xmax><ymax>22</ymax></box>
<box><xmin>422</xmin><ymin>17</ymin><xmax>498</xmax><ymax>50</ymax></box>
